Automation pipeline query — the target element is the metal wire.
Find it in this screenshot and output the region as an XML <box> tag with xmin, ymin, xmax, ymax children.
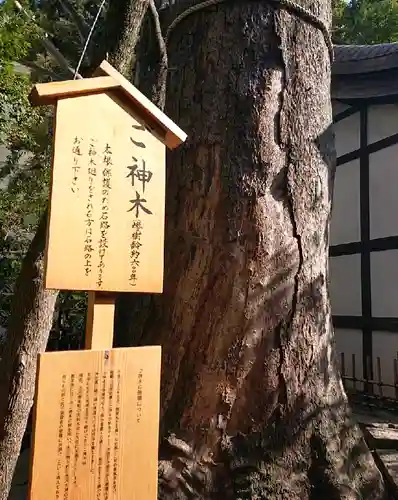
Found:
<box><xmin>74</xmin><ymin>0</ymin><xmax>107</xmax><ymax>79</ymax></box>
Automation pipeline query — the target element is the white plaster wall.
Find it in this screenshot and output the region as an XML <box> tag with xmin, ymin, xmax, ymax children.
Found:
<box><xmin>371</xmin><ymin>249</ymin><xmax>398</xmax><ymax>317</ymax></box>
<box><xmin>331</xmin><ymin>102</ymin><xmax>398</xmax><ymax>400</ymax></box>
<box><xmin>334</xmin><ymin>112</ymin><xmax>360</xmax><ymax>157</ymax></box>
<box><xmin>332</xmin><ymin>101</ymin><xmax>352</xmax><ymax>117</ymax></box>
<box><xmin>368</xmin><ymin>103</ymin><xmax>398</xmax><ymax>144</ymax></box>
<box><xmin>369</xmin><ymin>143</ymin><xmax>398</xmax><ymax>240</ymax></box>
<box><xmin>330</xmin><ymin>159</ymin><xmax>360</xmax><ymax>245</ymax></box>
<box><xmin>334</xmin><ymin>328</ymin><xmax>364</xmax><ymax>391</ymax></box>
<box><xmin>329</xmin><ymin>254</ymin><xmax>362</xmax><ymax>316</ymax></box>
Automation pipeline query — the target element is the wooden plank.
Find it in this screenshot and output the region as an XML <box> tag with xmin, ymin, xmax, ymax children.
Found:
<box><xmin>94</xmin><ymin>60</ymin><xmax>187</xmax><ymax>149</ymax></box>
<box><xmin>85</xmin><ymin>293</ymin><xmax>115</xmax><ymax>350</ymax></box>
<box><xmin>375</xmin><ymin>451</ymin><xmax>398</xmax><ymax>498</ymax></box>
<box><xmin>29</xmin><ymin>76</ymin><xmax>119</xmax><ymax>106</ymax></box>
<box><xmin>363</xmin><ymin>424</ymin><xmax>398</xmax><ymax>449</ymax></box>
<box><xmin>29</xmin><ymin>346</ymin><xmax>161</xmax><ymax>500</ymax></box>
<box><xmin>29</xmin><ymin>62</ymin><xmax>187</xmax><ymax>150</ymax></box>
<box><xmin>44</xmin><ymin>91</ymin><xmax>166</xmax><ymax>293</ymax></box>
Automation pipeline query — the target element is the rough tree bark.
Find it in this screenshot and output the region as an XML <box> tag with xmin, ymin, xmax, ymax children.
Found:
<box><xmin>114</xmin><ymin>1</ymin><xmax>388</xmax><ymax>498</ymax></box>
<box><xmin>102</xmin><ymin>0</ymin><xmax>151</xmax><ymax>78</ymax></box>
<box><xmin>0</xmin><ymin>211</ymin><xmax>58</xmax><ymax>500</ymax></box>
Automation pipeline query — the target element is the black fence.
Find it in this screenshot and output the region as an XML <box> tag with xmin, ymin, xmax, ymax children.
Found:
<box><xmin>340</xmin><ymin>352</ymin><xmax>398</xmax><ymax>400</ymax></box>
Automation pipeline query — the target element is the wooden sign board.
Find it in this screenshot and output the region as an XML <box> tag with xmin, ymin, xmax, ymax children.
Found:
<box><xmin>45</xmin><ymin>91</ymin><xmax>166</xmax><ymax>293</ymax></box>
<box><xmin>28</xmin><ymin>346</ymin><xmax>161</xmax><ymax>500</ymax></box>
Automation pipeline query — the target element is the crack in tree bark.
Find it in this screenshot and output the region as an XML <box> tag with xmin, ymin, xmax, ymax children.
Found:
<box><xmin>283</xmin><ymin>159</ymin><xmax>305</xmax><ymax>403</ymax></box>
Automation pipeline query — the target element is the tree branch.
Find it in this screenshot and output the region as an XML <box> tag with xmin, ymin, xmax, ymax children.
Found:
<box><xmin>20</xmin><ymin>60</ymin><xmax>63</xmax><ymax>81</ymax></box>
<box><xmin>57</xmin><ymin>0</ymin><xmax>90</xmax><ymax>43</ymax></box>
<box><xmin>14</xmin><ymin>1</ymin><xmax>83</xmax><ymax>79</ymax></box>
<box><xmin>105</xmin><ymin>0</ymin><xmax>151</xmax><ymax>78</ymax></box>
<box><xmin>149</xmin><ymin>0</ymin><xmax>168</xmax><ymax>110</ymax></box>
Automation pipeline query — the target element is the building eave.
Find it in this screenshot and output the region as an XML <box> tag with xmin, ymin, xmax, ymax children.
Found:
<box><xmin>333</xmin><ymin>43</ymin><xmax>398</xmax><ymax>75</ymax></box>
<box><xmin>332</xmin><ymin>44</ymin><xmax>398</xmax><ymax>100</ymax></box>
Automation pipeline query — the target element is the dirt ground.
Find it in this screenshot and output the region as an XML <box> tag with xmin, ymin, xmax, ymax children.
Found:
<box><xmin>8</xmin><ymin>450</ymin><xmax>29</xmax><ymax>500</ymax></box>
<box><xmin>8</xmin><ymin>404</ymin><xmax>398</xmax><ymax>499</ymax></box>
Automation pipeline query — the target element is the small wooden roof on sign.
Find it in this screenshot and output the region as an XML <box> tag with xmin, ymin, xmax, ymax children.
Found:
<box><xmin>29</xmin><ymin>60</ymin><xmax>187</xmax><ymax>149</ymax></box>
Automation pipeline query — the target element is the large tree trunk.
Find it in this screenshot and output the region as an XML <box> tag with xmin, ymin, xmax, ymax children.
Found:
<box><xmin>115</xmin><ymin>1</ymin><xmax>388</xmax><ymax>498</ymax></box>
<box><xmin>0</xmin><ymin>211</ymin><xmax>58</xmax><ymax>500</ymax></box>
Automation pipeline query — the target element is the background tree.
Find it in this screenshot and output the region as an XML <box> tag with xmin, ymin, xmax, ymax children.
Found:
<box><xmin>0</xmin><ymin>0</ymin><xmax>155</xmax><ymax>497</ymax></box>
<box><xmin>333</xmin><ymin>0</ymin><xmax>398</xmax><ymax>44</ymax></box>
<box><xmin>0</xmin><ymin>0</ymin><xmax>396</xmax><ymax>498</ymax></box>
<box><xmin>0</xmin><ymin>0</ymin><xmax>46</xmax><ymax>307</ymax></box>
<box><xmin>0</xmin><ymin>1</ymin><xmax>108</xmax><ymax>496</ymax></box>
<box><xmin>0</xmin><ymin>0</ymin><xmax>85</xmax><ymax>349</ymax></box>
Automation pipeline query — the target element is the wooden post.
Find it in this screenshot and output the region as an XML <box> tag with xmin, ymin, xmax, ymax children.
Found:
<box><xmin>85</xmin><ymin>292</ymin><xmax>115</xmax><ymax>350</ymax></box>
<box><xmin>27</xmin><ymin>60</ymin><xmax>187</xmax><ymax>500</ymax></box>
